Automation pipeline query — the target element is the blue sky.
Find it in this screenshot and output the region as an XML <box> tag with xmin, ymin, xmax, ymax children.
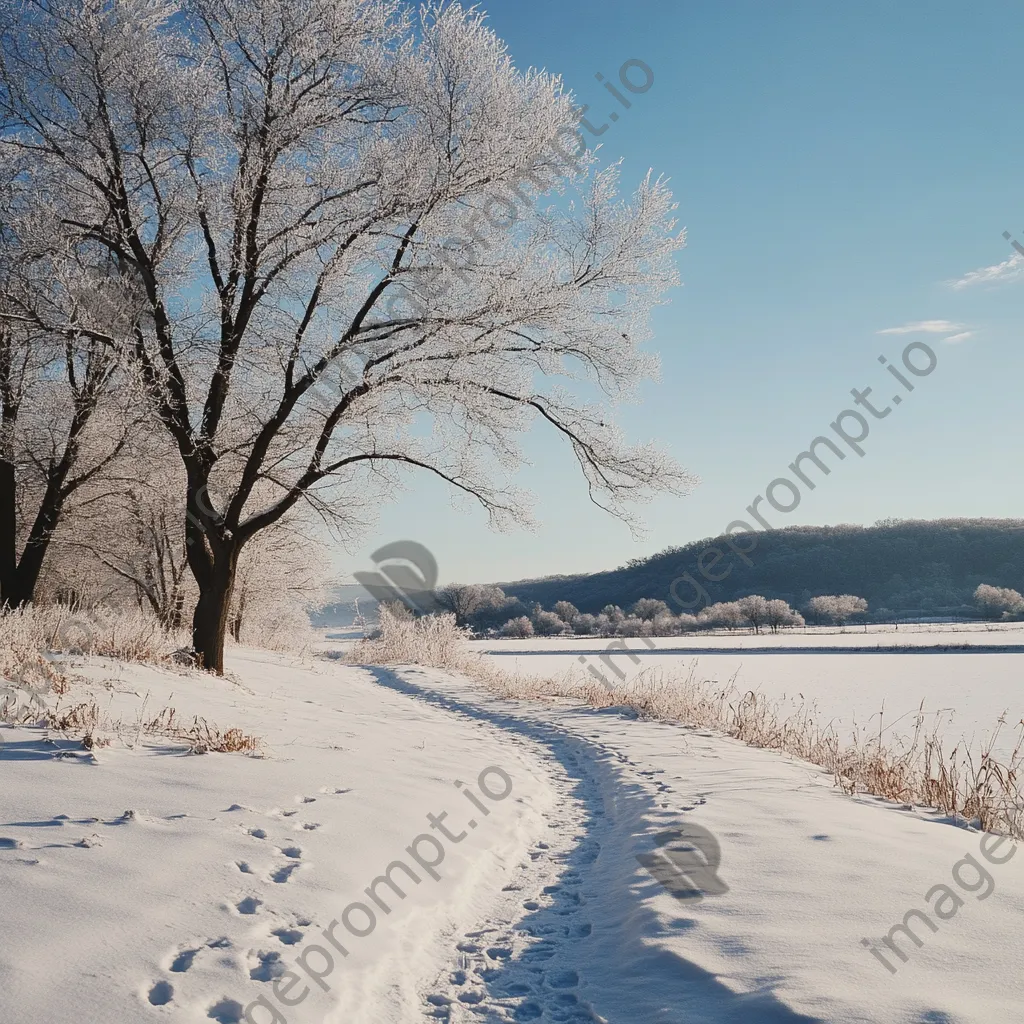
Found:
<box><xmin>341</xmin><ymin>0</ymin><xmax>1024</xmax><ymax>588</ymax></box>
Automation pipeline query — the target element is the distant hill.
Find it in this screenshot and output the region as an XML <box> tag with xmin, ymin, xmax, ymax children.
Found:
<box><xmin>498</xmin><ymin>518</ymin><xmax>1024</xmax><ymax>620</ymax></box>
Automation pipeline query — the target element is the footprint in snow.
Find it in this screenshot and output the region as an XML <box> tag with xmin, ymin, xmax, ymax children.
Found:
<box><xmin>271</xmin><ymin>926</ymin><xmax>304</xmax><ymax>946</ymax></box>
<box><xmin>206</xmin><ymin>998</ymin><xmax>244</xmax><ymax>1023</ymax></box>
<box><xmin>169</xmin><ymin>946</ymin><xmax>201</xmax><ymax>973</ymax></box>
<box><xmin>147</xmin><ymin>980</ymin><xmax>173</xmax><ymax>1006</ymax></box>
<box><xmin>249</xmin><ymin>950</ymin><xmax>286</xmax><ymax>982</ymax></box>
<box><xmin>278</xmin><ymin>845</ymin><xmax>302</xmax><ymax>859</ymax></box>
<box><xmin>236</xmin><ymin>896</ymin><xmax>262</xmax><ymax>915</ymax></box>
<box><xmin>513</xmin><ymin>1002</ymin><xmax>542</xmax><ymax>1020</ymax></box>
<box><xmin>271</xmin><ymin>862</ymin><xmax>299</xmax><ymax>884</ymax></box>
<box><xmin>247</xmin><ymin>827</ymin><xmax>267</xmax><ymax>840</ymax></box>
<box><xmin>547</xmin><ymin>969</ymin><xmax>579</xmax><ymax>989</ymax></box>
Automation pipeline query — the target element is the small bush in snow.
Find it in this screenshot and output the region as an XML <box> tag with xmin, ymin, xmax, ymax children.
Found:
<box><xmin>698</xmin><ymin>601</ymin><xmax>745</xmax><ymax>631</ymax></box>
<box><xmin>631</xmin><ymin>598</ymin><xmax>670</xmax><ymax>620</ymax></box>
<box><xmin>765</xmin><ymin>599</ymin><xmax>804</xmax><ymax>633</ymax></box>
<box><xmin>973</xmin><ymin>584</ymin><xmax>1024</xmax><ymax>620</ymax></box>
<box><xmin>500</xmin><ymin>616</ymin><xmax>535</xmax><ymax>638</ymax></box>
<box><xmin>553</xmin><ymin>601</ymin><xmax>579</xmax><ymax>623</ymax></box>
<box><xmin>352</xmin><ymin>607</ymin><xmax>472</xmax><ymax>667</ymax></box>
<box><xmin>532</xmin><ymin>610</ymin><xmax>565</xmax><ymax>635</ymax></box>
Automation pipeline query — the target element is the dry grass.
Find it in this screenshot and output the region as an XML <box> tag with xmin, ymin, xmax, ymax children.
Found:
<box><xmin>36</xmin><ymin>696</ymin><xmax>264</xmax><ymax>756</ymax></box>
<box><xmin>0</xmin><ymin>603</ymin><xmax>189</xmax><ymax>668</ymax></box>
<box><xmin>2</xmin><ymin>604</ymin><xmax>263</xmax><ymax>755</ymax></box>
<box><xmin>139</xmin><ymin>706</ymin><xmax>263</xmax><ymax>754</ymax></box>
<box><xmin>355</xmin><ymin>609</ymin><xmax>1024</xmax><ymax>839</ymax></box>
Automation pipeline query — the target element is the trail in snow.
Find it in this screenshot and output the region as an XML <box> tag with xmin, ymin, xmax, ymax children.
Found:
<box><xmin>370</xmin><ymin>666</ymin><xmax>819</xmax><ymax>1024</ymax></box>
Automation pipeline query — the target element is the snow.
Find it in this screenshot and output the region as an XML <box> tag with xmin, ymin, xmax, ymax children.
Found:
<box><xmin>2</xmin><ymin>643</ymin><xmax>1023</xmax><ymax>1022</ymax></box>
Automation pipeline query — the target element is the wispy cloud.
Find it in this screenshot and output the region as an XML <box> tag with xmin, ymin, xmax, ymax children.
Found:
<box><xmin>942</xmin><ymin>331</ymin><xmax>974</xmax><ymax>344</ymax></box>
<box><xmin>878</xmin><ymin>320</ymin><xmax>965</xmax><ymax>335</ymax></box>
<box><xmin>949</xmin><ymin>252</ymin><xmax>1024</xmax><ymax>290</ymax></box>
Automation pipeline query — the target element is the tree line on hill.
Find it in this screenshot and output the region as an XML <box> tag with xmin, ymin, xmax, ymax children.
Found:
<box><xmin>494</xmin><ymin>519</ymin><xmax>1024</xmax><ymax>623</ymax></box>
<box><xmin>423</xmin><ymin>581</ymin><xmax>1020</xmax><ymax>639</ymax></box>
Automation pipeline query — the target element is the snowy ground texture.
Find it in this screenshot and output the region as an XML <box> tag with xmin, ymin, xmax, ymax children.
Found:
<box><xmin>2</xmin><ymin>642</ymin><xmax>1023</xmax><ymax>1024</ymax></box>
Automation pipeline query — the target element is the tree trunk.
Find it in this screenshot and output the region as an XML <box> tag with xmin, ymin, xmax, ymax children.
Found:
<box><xmin>0</xmin><ymin>455</ymin><xmax>16</xmax><ymax>607</ymax></box>
<box><xmin>192</xmin><ymin>550</ymin><xmax>238</xmax><ymax>675</ymax></box>
<box><xmin>229</xmin><ymin>595</ymin><xmax>244</xmax><ymax>642</ymax></box>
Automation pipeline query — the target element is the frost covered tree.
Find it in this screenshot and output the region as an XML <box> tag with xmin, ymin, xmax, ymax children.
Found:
<box><xmin>436</xmin><ymin>583</ymin><xmax>511</xmax><ymax>628</ymax></box>
<box><xmin>601</xmin><ymin>605</ymin><xmax>627</xmax><ymax>626</ymax></box>
<box><xmin>531</xmin><ymin>608</ymin><xmax>565</xmax><ymax>635</ymax></box>
<box><xmin>0</xmin><ymin>0</ymin><xmax>689</xmax><ymax>671</ymax></box>
<box><xmin>630</xmin><ymin>597</ymin><xmax>670</xmax><ymax>620</ymax></box>
<box><xmin>973</xmin><ymin>584</ymin><xmax>1024</xmax><ymax>620</ymax></box>
<box><xmin>553</xmin><ymin>600</ymin><xmax>578</xmax><ymax>624</ymax></box>
<box><xmin>806</xmin><ymin>594</ymin><xmax>868</xmax><ymax>626</ymax></box>
<box><xmin>500</xmin><ymin>615</ymin><xmax>533</xmax><ymax>638</ymax></box>
<box><xmin>571</xmin><ymin>612</ymin><xmax>599</xmax><ymax>635</ymax></box>
<box><xmin>56</xmin><ymin>452</ymin><xmax>196</xmax><ymax>627</ymax></box>
<box><xmin>48</xmin><ymin>439</ymin><xmax>331</xmax><ymax>636</ymax></box>
<box><xmin>698</xmin><ymin>600</ymin><xmax>745</xmax><ymax>631</ymax></box>
<box><xmin>736</xmin><ymin>595</ymin><xmax>770</xmax><ymax>634</ymax></box>
<box><xmin>0</xmin><ymin>241</ymin><xmax>136</xmax><ymax>608</ymax></box>
<box><xmin>764</xmin><ymin>598</ymin><xmax>803</xmax><ymax>634</ymax></box>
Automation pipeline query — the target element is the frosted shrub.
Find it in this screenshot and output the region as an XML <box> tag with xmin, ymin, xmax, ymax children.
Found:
<box><xmin>532</xmin><ymin>610</ymin><xmax>566</xmax><ymax>636</ymax></box>
<box><xmin>500</xmin><ymin>616</ymin><xmax>535</xmax><ymax>639</ymax></box>
<box><xmin>571</xmin><ymin>613</ymin><xmax>599</xmax><ymax>635</ymax></box>
<box><xmin>616</xmin><ymin>616</ymin><xmax>648</xmax><ymax>637</ymax></box>
<box><xmin>806</xmin><ymin>594</ymin><xmax>869</xmax><ymax>626</ymax></box>
<box><xmin>652</xmin><ymin>613</ymin><xmax>690</xmax><ymax>636</ymax></box>
<box><xmin>553</xmin><ymin>601</ymin><xmax>579</xmax><ymax>623</ymax></box>
<box><xmin>973</xmin><ymin>584</ymin><xmax>1024</xmax><ymax>620</ymax></box>
<box><xmin>631</xmin><ymin>598</ymin><xmax>670</xmax><ymax>620</ymax></box>
<box><xmin>698</xmin><ymin>601</ymin><xmax>745</xmax><ymax>631</ymax></box>
<box><xmin>351</xmin><ymin>608</ymin><xmax>472</xmax><ymax>669</ymax></box>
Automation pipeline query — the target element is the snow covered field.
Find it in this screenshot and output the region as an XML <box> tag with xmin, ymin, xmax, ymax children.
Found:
<box><xmin>469</xmin><ymin>623</ymin><xmax>1024</xmax><ymax>762</ymax></box>
<box><xmin>2</xmin><ymin>643</ymin><xmax>1023</xmax><ymax>1023</ymax></box>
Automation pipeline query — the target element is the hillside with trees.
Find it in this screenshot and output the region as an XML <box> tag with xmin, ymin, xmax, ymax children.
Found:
<box><xmin>496</xmin><ymin>519</ymin><xmax>1024</xmax><ymax>622</ymax></box>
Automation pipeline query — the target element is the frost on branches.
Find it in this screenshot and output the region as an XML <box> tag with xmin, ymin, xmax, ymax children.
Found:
<box><xmin>0</xmin><ymin>0</ymin><xmax>690</xmax><ymax>671</ymax></box>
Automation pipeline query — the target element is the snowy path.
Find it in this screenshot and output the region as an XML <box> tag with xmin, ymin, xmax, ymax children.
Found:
<box><xmin>371</xmin><ymin>666</ymin><xmax>821</xmax><ymax>1023</ymax></box>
